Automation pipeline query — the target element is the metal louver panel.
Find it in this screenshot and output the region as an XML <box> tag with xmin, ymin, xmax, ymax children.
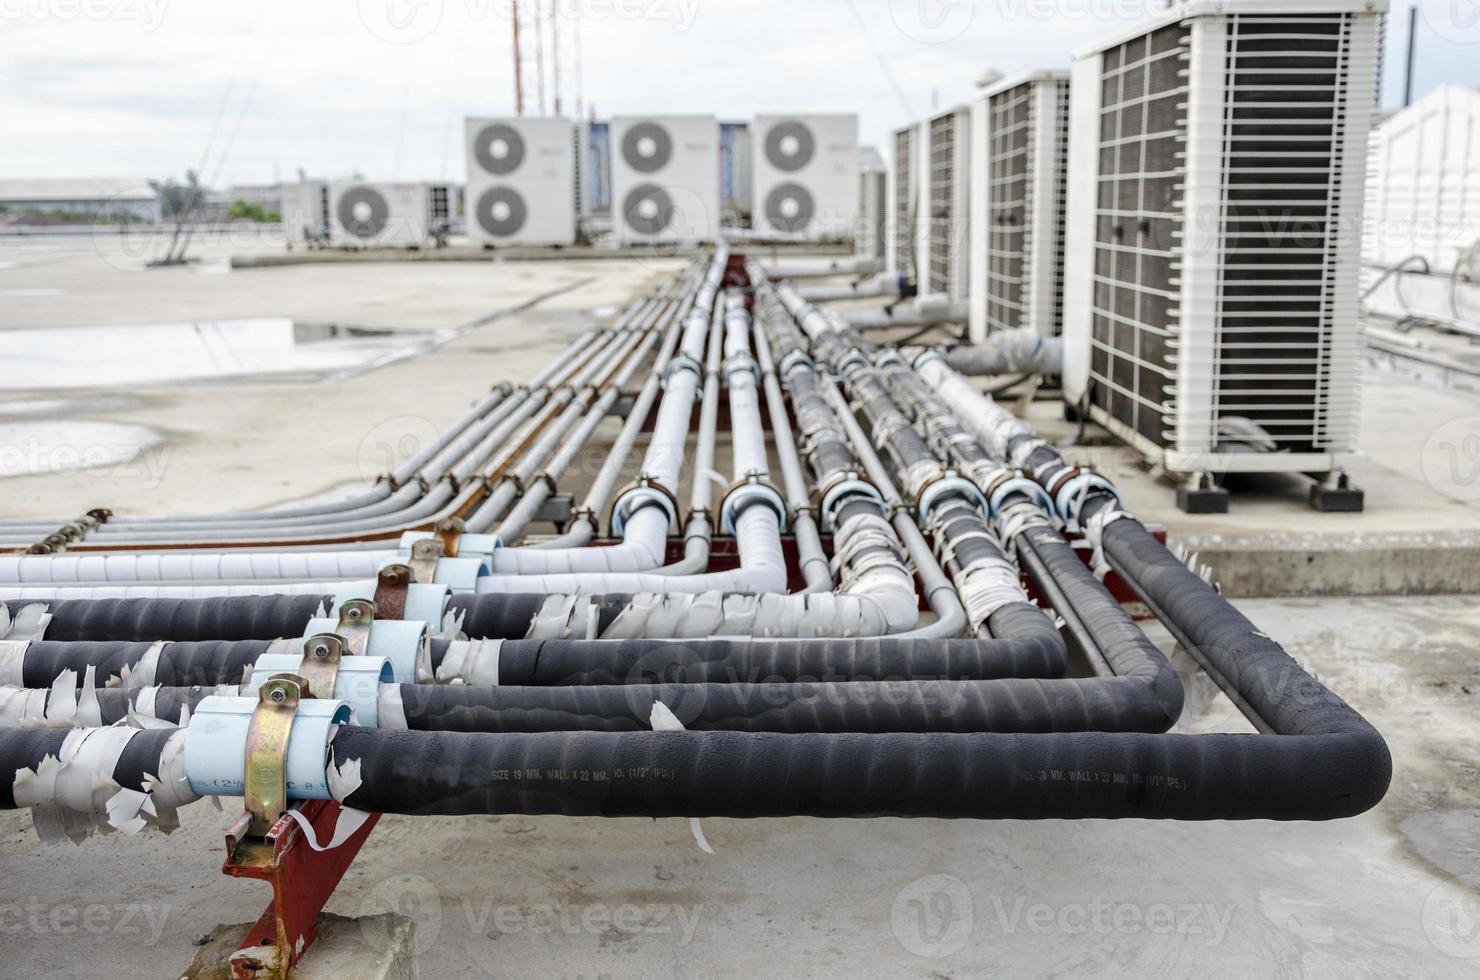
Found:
<box><xmin>859</xmin><ymin>169</ymin><xmax>886</xmax><ymax>259</ymax></box>
<box><xmin>928</xmin><ymin>112</ymin><xmax>960</xmax><ymax>296</ymax></box>
<box><xmin>1199</xmin><ymin>12</ymin><xmax>1364</xmax><ymax>456</ymax></box>
<box><xmin>1049</xmin><ymin>79</ymin><xmax>1072</xmax><ymax>336</ymax></box>
<box><xmin>1086</xmin><ymin>22</ymin><xmax>1191</xmax><ymax>448</ymax></box>
<box><xmin>984</xmin><ymin>83</ymin><xmax>1033</xmax><ymax>332</ymax></box>
<box><xmin>893</xmin><ymin>128</ymin><xmax>916</xmax><ymax>280</ymax></box>
<box><xmin>1084</xmin><ymin>9</ymin><xmax>1373</xmax><ymax>462</ymax></box>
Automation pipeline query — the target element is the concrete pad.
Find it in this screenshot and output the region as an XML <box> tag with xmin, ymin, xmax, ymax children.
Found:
<box><xmin>181</xmin><ymin>913</ymin><xmax>415</xmax><ymax>979</ymax></box>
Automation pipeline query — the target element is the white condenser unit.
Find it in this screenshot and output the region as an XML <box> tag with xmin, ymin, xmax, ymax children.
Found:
<box><xmin>751</xmin><ymin>114</ymin><xmax>859</xmax><ymax>238</ymax></box>
<box><xmin>888</xmin><ymin>122</ymin><xmax>924</xmax><ymax>283</ymax></box>
<box><xmin>328</xmin><ymin>182</ymin><xmax>432</xmax><ymax>247</ymax></box>
<box><xmin>281</xmin><ymin>180</ymin><xmax>328</xmax><ymax>247</ymax></box>
<box><xmin>465</xmin><ymin>117</ymin><xmax>577</xmax><ymax>246</ymax></box>
<box><xmin>611</xmin><ymin>115</ymin><xmax>720</xmax><ymax>243</ymax></box>
<box><xmin>969</xmin><ymin>71</ymin><xmax>1072</xmax><ymax>342</ymax></box>
<box><xmin>857</xmin><ymin>164</ymin><xmax>888</xmax><ymax>259</ymax></box>
<box><xmin>1062</xmin><ymin>0</ymin><xmax>1385</xmax><ymax>512</ymax></box>
<box><xmin>921</xmin><ymin>105</ymin><xmax>973</xmax><ymax>301</ymax></box>
<box><xmin>1362</xmin><ymin>85</ymin><xmax>1480</xmax><ymax>327</ymax></box>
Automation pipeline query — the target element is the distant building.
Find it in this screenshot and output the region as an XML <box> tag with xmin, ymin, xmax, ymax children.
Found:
<box><xmin>0</xmin><ymin>178</ymin><xmax>162</xmax><ymax>223</ymax></box>
<box><xmin>227</xmin><ymin>183</ymin><xmax>284</xmax><ymax>212</ymax></box>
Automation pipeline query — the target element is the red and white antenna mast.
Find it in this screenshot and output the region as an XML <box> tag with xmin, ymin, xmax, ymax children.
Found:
<box><xmin>511</xmin><ymin>0</ymin><xmax>525</xmax><ymax>116</ymax></box>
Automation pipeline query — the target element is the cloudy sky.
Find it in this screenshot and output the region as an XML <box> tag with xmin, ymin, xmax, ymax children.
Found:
<box><xmin>2</xmin><ymin>0</ymin><xmax>1476</xmax><ymax>186</ymax></box>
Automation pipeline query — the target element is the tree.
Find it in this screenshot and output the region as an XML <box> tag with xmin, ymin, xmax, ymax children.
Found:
<box><xmin>148</xmin><ymin>170</ymin><xmax>205</xmax><ymax>265</ymax></box>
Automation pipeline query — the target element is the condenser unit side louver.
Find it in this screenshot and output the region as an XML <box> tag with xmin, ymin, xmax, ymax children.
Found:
<box><xmin>969</xmin><ymin>71</ymin><xmax>1073</xmax><ymax>342</ymax></box>
<box><xmin>891</xmin><ymin>125</ymin><xmax>918</xmax><ymax>282</ymax></box>
<box><xmin>1064</xmin><ymin>1</ymin><xmax>1381</xmax><ymax>503</ymax></box>
<box><xmin>925</xmin><ymin>109</ymin><xmax>971</xmax><ymax>299</ymax></box>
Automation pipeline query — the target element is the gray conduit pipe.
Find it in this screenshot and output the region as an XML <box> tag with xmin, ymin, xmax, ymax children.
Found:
<box><xmin>843</xmin><ymin>296</ymin><xmax>969</xmax><ymax>331</ymax></box>
<box><xmin>0</xmin><ymin>327</ymin><xmax>659</xmax><ymax>586</ymax></box>
<box><xmin>7</xmin><ymin>264</ymin><xmax>710</xmax><ymax>553</ymax></box>
<box><xmin>753</xmin><ymin>311</ymin><xmax>832</xmax><ymax>593</ymax></box>
<box><xmin>943</xmin><ymin>328</ymin><xmax>1063</xmax><ymax>376</ymax></box>
<box><xmin>469</xmin><ymin>248</ymin><xmax>727</xmax><ymax>577</ymax></box>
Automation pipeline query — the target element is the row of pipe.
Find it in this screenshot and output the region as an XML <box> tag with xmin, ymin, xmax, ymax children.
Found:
<box><xmin>0</xmin><ymin>249</ymin><xmax>1389</xmax><ymax>848</ymax></box>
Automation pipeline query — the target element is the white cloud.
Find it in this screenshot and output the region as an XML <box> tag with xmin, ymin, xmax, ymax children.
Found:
<box><xmin>0</xmin><ymin>0</ymin><xmax>1471</xmax><ymax>185</ymax></box>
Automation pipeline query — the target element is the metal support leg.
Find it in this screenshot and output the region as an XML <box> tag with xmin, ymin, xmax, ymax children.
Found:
<box><xmin>222</xmin><ymin>801</ymin><xmax>380</xmax><ymax>979</ymax></box>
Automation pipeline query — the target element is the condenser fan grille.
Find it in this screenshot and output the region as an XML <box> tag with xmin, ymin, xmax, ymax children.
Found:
<box><xmin>475</xmin><ymin>186</ymin><xmax>529</xmax><ymax>238</ymax></box>
<box><xmin>473</xmin><ymin>124</ymin><xmax>527</xmax><ymax>176</ymax></box>
<box><xmin>336</xmin><ymin>186</ymin><xmax>390</xmax><ymax>239</ymax></box>
<box><xmin>622</xmin><ymin>183</ymin><xmax>676</xmax><ymax>235</ymax></box>
<box><xmin>765</xmin><ymin>182</ymin><xmax>815</xmax><ymax>232</ymax></box>
<box><xmin>764</xmin><ymin>121</ymin><xmax>816</xmax><ymax>172</ymax></box>
<box><xmin>621</xmin><ymin>122</ymin><xmax>674</xmax><ymax>173</ymax></box>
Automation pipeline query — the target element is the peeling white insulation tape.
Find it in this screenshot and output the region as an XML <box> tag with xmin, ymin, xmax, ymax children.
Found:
<box><xmin>115</xmin><ymin>640</ymin><xmax>165</xmax><ymax>690</ymax></box>
<box><xmin>287</xmin><ymin>754</ymin><xmax>373</xmax><ymax>851</ymax></box>
<box><xmin>11</xmin><ymin>727</ymin><xmax>196</xmax><ymax>844</ymax></box>
<box><xmin>1082</xmin><ymin>507</ymin><xmax>1132</xmax><ymax>583</ymax></box>
<box><xmin>435</xmin><ymin>639</ymin><xmax>503</xmax><ymax>686</ymax></box>
<box><xmin>0</xmin><ymin>639</ymin><xmax>26</xmax><ymax>686</ymax></box>
<box><xmin>524</xmin><ymin>589</ymin><xmax>916</xmax><ymax>641</ymax></box>
<box><xmin>649</xmin><ymin>701</ymin><xmax>713</xmax><ymax>855</ymax></box>
<box><xmin>376</xmin><ymin>685</ymin><xmax>408</xmax><ymax>730</ymax></box>
<box><xmin>0</xmin><ymin>602</ymin><xmax>51</xmax><ymax>641</ymax></box>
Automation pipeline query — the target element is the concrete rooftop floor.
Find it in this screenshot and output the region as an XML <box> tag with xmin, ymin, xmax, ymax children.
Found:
<box><xmin>0</xmin><ymin>236</ymin><xmax>1478</xmax><ymax>977</ymax></box>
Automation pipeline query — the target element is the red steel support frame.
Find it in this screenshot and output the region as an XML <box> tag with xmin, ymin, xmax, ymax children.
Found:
<box><xmin>221</xmin><ymin>801</ymin><xmax>380</xmax><ymax>979</ymax></box>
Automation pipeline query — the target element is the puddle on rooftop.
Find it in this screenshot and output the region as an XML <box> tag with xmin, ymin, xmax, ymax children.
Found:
<box><xmin>0</xmin><ymin>420</ymin><xmax>163</xmax><ymax>478</ymax></box>
<box><xmin>0</xmin><ymin>318</ymin><xmax>443</xmax><ymax>390</ymax></box>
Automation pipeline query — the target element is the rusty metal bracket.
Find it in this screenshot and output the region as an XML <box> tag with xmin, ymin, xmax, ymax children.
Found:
<box><xmin>243</xmin><ymin>673</ymin><xmax>309</xmax><ymax>838</ymax></box>
<box><xmin>407</xmin><ymin>538</ymin><xmax>443</xmax><ymax>585</ymax></box>
<box><xmin>334</xmin><ymin>599</ymin><xmax>376</xmax><ymax>655</ymax></box>
<box><xmin>434</xmin><ymin>516</ymin><xmax>465</xmax><ymax>557</ymax></box>
<box><xmin>297</xmin><ymin>634</ymin><xmax>344</xmax><ymax>700</ymax></box>
<box><xmin>371</xmin><ymin>566</ymin><xmax>408</xmax><ymax>620</ymax></box>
